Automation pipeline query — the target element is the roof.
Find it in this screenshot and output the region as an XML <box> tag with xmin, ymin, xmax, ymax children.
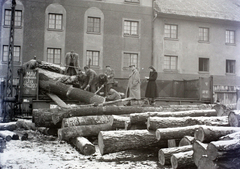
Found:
<box><xmin>154</xmin><ymin>0</ymin><xmax>240</xmax><ymax>22</ymax></box>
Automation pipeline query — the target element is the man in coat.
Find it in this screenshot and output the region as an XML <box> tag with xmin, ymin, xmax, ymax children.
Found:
<box><xmin>126</xmin><ymin>65</ymin><xmax>141</xmax><ymax>99</ymax></box>
<box><xmin>83</xmin><ymin>66</ymin><xmax>98</xmax><ymax>93</ymax></box>
<box><xmin>145</xmin><ymin>66</ymin><xmax>158</xmax><ymax>105</ymax></box>
<box><xmin>65</xmin><ymin>50</ymin><xmax>79</xmax><ymax>76</ymax></box>
<box><xmin>105</xmin><ymin>65</ymin><xmax>115</xmax><ymax>91</ymax></box>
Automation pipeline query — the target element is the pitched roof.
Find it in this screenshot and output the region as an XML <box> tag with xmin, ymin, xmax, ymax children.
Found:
<box><xmin>154</xmin><ymin>0</ymin><xmax>240</xmax><ymax>22</ymax></box>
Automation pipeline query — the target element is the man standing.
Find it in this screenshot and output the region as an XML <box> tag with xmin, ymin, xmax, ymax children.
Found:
<box><xmin>84</xmin><ymin>66</ymin><xmax>98</xmax><ymax>93</ymax></box>
<box><xmin>65</xmin><ymin>50</ymin><xmax>79</xmax><ymax>76</ymax></box>
<box><xmin>126</xmin><ymin>65</ymin><xmax>141</xmax><ymax>99</ymax></box>
<box><xmin>105</xmin><ymin>65</ymin><xmax>115</xmax><ymax>91</ymax></box>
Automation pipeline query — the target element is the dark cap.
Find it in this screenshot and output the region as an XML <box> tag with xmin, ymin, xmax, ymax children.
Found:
<box><xmin>149</xmin><ymin>66</ymin><xmax>156</xmax><ymax>71</ymax></box>
<box><xmin>84</xmin><ymin>66</ymin><xmax>89</xmax><ymax>70</ymax></box>
<box><xmin>106</xmin><ymin>65</ymin><xmax>110</xmax><ymax>68</ymax></box>
<box><xmin>129</xmin><ymin>65</ymin><xmax>135</xmax><ymax>68</ymax></box>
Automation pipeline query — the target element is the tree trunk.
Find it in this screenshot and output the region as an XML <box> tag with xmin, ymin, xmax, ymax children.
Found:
<box><xmin>70</xmin><ymin>137</ymin><xmax>95</xmax><ymax>155</ymax></box>
<box><xmin>219</xmin><ymin>131</ymin><xmax>240</xmax><ymax>140</ymax></box>
<box><xmin>179</xmin><ymin>136</ymin><xmax>195</xmax><ymax>147</ymax></box>
<box><xmin>0</xmin><ymin>130</ymin><xmax>19</xmax><ymax>141</ymax></box>
<box><xmin>170</xmin><ymin>150</ymin><xmax>196</xmax><ymax>169</ymax></box>
<box><xmin>156</xmin><ymin>125</ymin><xmax>201</xmax><ymax>141</ymax></box>
<box><xmin>147</xmin><ymin>116</ymin><xmax>228</xmax><ymax>130</ymax></box>
<box><xmin>158</xmin><ymin>145</ymin><xmax>192</xmax><ymax>165</ymax></box>
<box><xmin>16</xmin><ymin>119</ymin><xmax>36</xmax><ymax>130</ymax></box>
<box><xmin>58</xmin><ymin>123</ymin><xmax>112</xmax><ymax>141</ymax></box>
<box><xmin>198</xmin><ymin>156</ymin><xmax>216</xmax><ymax>169</ymax></box>
<box><xmin>130</xmin><ymin>109</ymin><xmax>217</xmax><ymax>125</ymax></box>
<box><xmin>52</xmin><ymin>106</ymin><xmax>163</xmax><ymax>125</ymax></box>
<box><xmin>109</xmin><ymin>115</ymin><xmax>130</xmax><ymax>129</ymax></box>
<box><xmin>193</xmin><ymin>140</ymin><xmax>208</xmax><ymax>167</ymax></box>
<box><xmin>194</xmin><ymin>126</ymin><xmax>240</xmax><ymax>143</ymax></box>
<box><xmin>98</xmin><ymin>129</ymin><xmax>168</xmax><ymax>155</ymax></box>
<box><xmin>169</xmin><ymin>104</ymin><xmax>213</xmax><ymax>111</ymax></box>
<box><xmin>61</xmin><ymin>115</ymin><xmax>111</xmax><ymax>128</ymax></box>
<box><xmin>0</xmin><ymin>122</ymin><xmax>16</xmax><ymax>131</ymax></box>
<box><xmin>228</xmin><ymin>110</ymin><xmax>240</xmax><ymax>127</ymax></box>
<box><xmin>207</xmin><ymin>139</ymin><xmax>240</xmax><ymax>160</ymax></box>
<box><xmin>39</xmin><ymin>71</ymin><xmax>105</xmax><ymax>104</ymax></box>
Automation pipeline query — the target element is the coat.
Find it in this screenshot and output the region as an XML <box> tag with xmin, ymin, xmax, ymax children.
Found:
<box><xmin>145</xmin><ymin>71</ymin><xmax>158</xmax><ymax>98</ymax></box>
<box><xmin>105</xmin><ymin>68</ymin><xmax>115</xmax><ymax>84</ymax></box>
<box><xmin>85</xmin><ymin>68</ymin><xmax>98</xmax><ymax>92</ymax></box>
<box><xmin>65</xmin><ymin>52</ymin><xmax>79</xmax><ymax>75</ymax></box>
<box><xmin>126</xmin><ymin>69</ymin><xmax>141</xmax><ymax>99</ymax></box>
<box><xmin>106</xmin><ymin>89</ymin><xmax>121</xmax><ymax>101</ymax></box>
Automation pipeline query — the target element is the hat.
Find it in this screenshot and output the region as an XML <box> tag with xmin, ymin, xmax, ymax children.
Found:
<box><xmin>129</xmin><ymin>65</ymin><xmax>135</xmax><ymax>68</ymax></box>
<box><xmin>149</xmin><ymin>66</ymin><xmax>156</xmax><ymax>71</ymax></box>
<box><xmin>106</xmin><ymin>65</ymin><xmax>110</xmax><ymax>68</ymax></box>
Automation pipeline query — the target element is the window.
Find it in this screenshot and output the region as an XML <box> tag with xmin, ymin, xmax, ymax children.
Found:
<box><xmin>226</xmin><ymin>30</ymin><xmax>235</xmax><ymax>44</ymax></box>
<box><xmin>48</xmin><ymin>13</ymin><xmax>62</xmax><ymax>30</ymax></box>
<box><xmin>199</xmin><ymin>58</ymin><xmax>209</xmax><ymax>72</ymax></box>
<box><xmin>124</xmin><ymin>20</ymin><xmax>139</xmax><ymax>36</ymax></box>
<box><xmin>2</xmin><ymin>45</ymin><xmax>20</xmax><ymax>62</ymax></box>
<box><xmin>86</xmin><ymin>50</ymin><xmax>100</xmax><ymax>66</ymax></box>
<box><xmin>199</xmin><ymin>27</ymin><xmax>209</xmax><ymax>42</ymax></box>
<box><xmin>47</xmin><ymin>48</ymin><xmax>61</xmax><ymax>64</ymax></box>
<box><xmin>226</xmin><ymin>60</ymin><xmax>236</xmax><ymax>74</ymax></box>
<box><xmin>164</xmin><ymin>55</ymin><xmax>177</xmax><ymax>70</ymax></box>
<box><xmin>4</xmin><ymin>9</ymin><xmax>22</xmax><ymax>27</ymax></box>
<box><xmin>123</xmin><ymin>53</ymin><xmax>138</xmax><ymax>68</ymax></box>
<box><xmin>164</xmin><ymin>24</ymin><xmax>178</xmax><ymax>39</ymax></box>
<box><xmin>125</xmin><ymin>0</ymin><xmax>140</xmax><ymax>3</ymax></box>
<box><xmin>87</xmin><ymin>17</ymin><xmax>101</xmax><ymax>33</ymax></box>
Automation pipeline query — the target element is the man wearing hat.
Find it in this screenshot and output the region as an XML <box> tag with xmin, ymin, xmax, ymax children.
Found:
<box><xmin>126</xmin><ymin>65</ymin><xmax>141</xmax><ymax>100</ymax></box>
<box><xmin>145</xmin><ymin>66</ymin><xmax>158</xmax><ymax>105</ymax></box>
<box><xmin>105</xmin><ymin>65</ymin><xmax>115</xmax><ymax>91</ymax></box>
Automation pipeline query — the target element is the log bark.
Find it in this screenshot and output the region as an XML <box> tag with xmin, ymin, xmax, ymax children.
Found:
<box><xmin>170</xmin><ymin>150</ymin><xmax>196</xmax><ymax>169</ymax></box>
<box><xmin>16</xmin><ymin>119</ymin><xmax>36</xmax><ymax>130</ymax></box>
<box><xmin>0</xmin><ymin>130</ymin><xmax>19</xmax><ymax>141</ymax></box>
<box><xmin>219</xmin><ymin>131</ymin><xmax>240</xmax><ymax>140</ymax></box>
<box><xmin>147</xmin><ymin>116</ymin><xmax>228</xmax><ymax>130</ymax></box>
<box><xmin>61</xmin><ymin>115</ymin><xmax>111</xmax><ymax>128</ymax></box>
<box><xmin>109</xmin><ymin>115</ymin><xmax>130</xmax><ymax>129</ymax></box>
<box><xmin>52</xmin><ymin>106</ymin><xmax>163</xmax><ymax>125</ymax></box>
<box><xmin>207</xmin><ymin>139</ymin><xmax>240</xmax><ymax>160</ymax></box>
<box><xmin>156</xmin><ymin>125</ymin><xmax>201</xmax><ymax>141</ymax></box>
<box><xmin>194</xmin><ymin>126</ymin><xmax>240</xmax><ymax>143</ymax></box>
<box><xmin>98</xmin><ymin>129</ymin><xmax>168</xmax><ymax>155</ymax></box>
<box><xmin>39</xmin><ymin>71</ymin><xmax>105</xmax><ymax>104</ymax></box>
<box><xmin>58</xmin><ymin>123</ymin><xmax>112</xmax><ymax>141</ymax></box>
<box><xmin>228</xmin><ymin>110</ymin><xmax>240</xmax><ymax>127</ymax></box>
<box><xmin>0</xmin><ymin>122</ymin><xmax>16</xmax><ymax>131</ymax></box>
<box><xmin>193</xmin><ymin>140</ymin><xmax>208</xmax><ymax>167</ymax></box>
<box><xmin>70</xmin><ymin>137</ymin><xmax>95</xmax><ymax>155</ymax></box>
<box><xmin>158</xmin><ymin>145</ymin><xmax>192</xmax><ymax>165</ymax></box>
<box><xmin>130</xmin><ymin>109</ymin><xmax>217</xmax><ymax>125</ymax></box>
<box><xmin>179</xmin><ymin>136</ymin><xmax>195</xmax><ymax>147</ymax></box>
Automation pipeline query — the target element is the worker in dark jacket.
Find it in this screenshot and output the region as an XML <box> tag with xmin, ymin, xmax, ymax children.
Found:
<box><xmin>106</xmin><ymin>88</ymin><xmax>121</xmax><ymax>101</ymax></box>
<box><xmin>145</xmin><ymin>66</ymin><xmax>158</xmax><ymax>105</ymax></box>
<box><xmin>84</xmin><ymin>66</ymin><xmax>98</xmax><ymax>92</ymax></box>
<box><xmin>105</xmin><ymin>66</ymin><xmax>115</xmax><ymax>91</ymax></box>
<box><xmin>96</xmin><ymin>73</ymin><xmax>108</xmax><ymax>96</ymax></box>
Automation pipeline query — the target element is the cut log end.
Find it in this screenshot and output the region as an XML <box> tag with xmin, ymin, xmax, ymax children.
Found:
<box><xmin>194</xmin><ymin>128</ymin><xmax>204</xmax><ymax>142</ymax></box>
<box><xmin>156</xmin><ymin>130</ymin><xmax>161</xmax><ymax>141</ymax></box>
<box><xmin>82</xmin><ymin>144</ymin><xmax>96</xmax><ymax>155</ymax></box>
<box><xmin>228</xmin><ymin>112</ymin><xmax>239</xmax><ymax>127</ymax></box>
<box><xmin>158</xmin><ymin>149</ymin><xmax>165</xmax><ymax>165</ymax></box>
<box><xmin>206</xmin><ymin>143</ymin><xmax>218</xmax><ymax>161</ymax></box>
<box><xmin>171</xmin><ymin>155</ymin><xmax>178</xmax><ymax>169</ymax></box>
<box><xmin>98</xmin><ymin>131</ymin><xmax>104</xmax><ymax>155</ymax></box>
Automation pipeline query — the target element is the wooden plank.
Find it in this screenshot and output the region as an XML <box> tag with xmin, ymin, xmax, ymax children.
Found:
<box><xmin>46</xmin><ymin>93</ymin><xmax>69</xmax><ymax>108</ymax></box>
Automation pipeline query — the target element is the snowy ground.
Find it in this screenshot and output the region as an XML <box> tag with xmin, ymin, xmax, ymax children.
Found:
<box><xmin>0</xmin><ymin>129</ymin><xmax>169</xmax><ymax>169</ymax></box>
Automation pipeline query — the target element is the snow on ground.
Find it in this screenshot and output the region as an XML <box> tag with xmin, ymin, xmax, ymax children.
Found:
<box><xmin>0</xmin><ymin>129</ymin><xmax>167</xmax><ymax>169</ymax></box>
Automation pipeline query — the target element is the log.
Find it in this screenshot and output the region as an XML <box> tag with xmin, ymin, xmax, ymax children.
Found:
<box><xmin>228</xmin><ymin>110</ymin><xmax>240</xmax><ymax>127</ymax></box>
<box><xmin>16</xmin><ymin>119</ymin><xmax>36</xmax><ymax>130</ymax></box>
<box><xmin>130</xmin><ymin>109</ymin><xmax>217</xmax><ymax>125</ymax></box>
<box><xmin>169</xmin><ymin>104</ymin><xmax>213</xmax><ymax>111</ymax></box>
<box><xmin>219</xmin><ymin>131</ymin><xmax>240</xmax><ymax>140</ymax></box>
<box><xmin>207</xmin><ymin>139</ymin><xmax>240</xmax><ymax>160</ymax></box>
<box><xmin>0</xmin><ymin>130</ymin><xmax>19</xmax><ymax>141</ymax></box>
<box><xmin>197</xmin><ymin>156</ymin><xmax>216</xmax><ymax>169</ymax></box>
<box><xmin>156</xmin><ymin>125</ymin><xmax>201</xmax><ymax>141</ymax></box>
<box><xmin>70</xmin><ymin>137</ymin><xmax>95</xmax><ymax>155</ymax></box>
<box><xmin>0</xmin><ymin>122</ymin><xmax>16</xmax><ymax>131</ymax></box>
<box><xmin>213</xmin><ymin>103</ymin><xmax>227</xmax><ymax>116</ymax></box>
<box><xmin>38</xmin><ymin>71</ymin><xmax>105</xmax><ymax>104</ymax></box>
<box><xmin>58</xmin><ymin>123</ymin><xmax>112</xmax><ymax>141</ymax></box>
<box><xmin>98</xmin><ymin>130</ymin><xmax>168</xmax><ymax>155</ymax></box>
<box><xmin>109</xmin><ymin>115</ymin><xmax>130</xmax><ymax>129</ymax></box>
<box><xmin>193</xmin><ymin>140</ymin><xmax>208</xmax><ymax>167</ymax></box>
<box><xmin>61</xmin><ymin>115</ymin><xmax>111</xmax><ymax>128</ymax></box>
<box><xmin>194</xmin><ymin>126</ymin><xmax>240</xmax><ymax>143</ymax></box>
<box><xmin>51</xmin><ymin>106</ymin><xmax>163</xmax><ymax>125</ymax></box>
<box><xmin>147</xmin><ymin>116</ymin><xmax>228</xmax><ymax>130</ymax></box>
<box><xmin>158</xmin><ymin>145</ymin><xmax>192</xmax><ymax>165</ymax></box>
<box><xmin>179</xmin><ymin>136</ymin><xmax>195</xmax><ymax>147</ymax></box>
<box><xmin>170</xmin><ymin>150</ymin><xmax>196</xmax><ymax>169</ymax></box>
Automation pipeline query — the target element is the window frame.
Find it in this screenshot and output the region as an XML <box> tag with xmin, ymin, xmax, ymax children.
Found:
<box><xmin>86</xmin><ymin>50</ymin><xmax>100</xmax><ymax>67</ymax></box>
<box><xmin>225</xmin><ymin>30</ymin><xmax>235</xmax><ymax>45</ymax></box>
<box><xmin>163</xmin><ymin>55</ymin><xmax>178</xmax><ymax>72</ymax></box>
<box><xmin>164</xmin><ymin>24</ymin><xmax>178</xmax><ymax>40</ymax></box>
<box><xmin>122</xmin><ymin>52</ymin><xmax>139</xmax><ymax>70</ymax></box>
<box><xmin>87</xmin><ymin>16</ymin><xmax>101</xmax><ymax>34</ymax></box>
<box><xmin>198</xmin><ymin>58</ymin><xmax>209</xmax><ymax>72</ymax></box>
<box><xmin>4</xmin><ymin>9</ymin><xmax>22</xmax><ymax>28</ymax></box>
<box><xmin>2</xmin><ymin>45</ymin><xmax>21</xmax><ymax>63</ymax></box>
<box><xmin>47</xmin><ymin>48</ymin><xmax>61</xmax><ymax>64</ymax></box>
<box><xmin>226</xmin><ymin>59</ymin><xmax>236</xmax><ymax>74</ymax></box>
<box><xmin>198</xmin><ymin>27</ymin><xmax>209</xmax><ymax>42</ymax></box>
<box><xmin>123</xmin><ymin>19</ymin><xmax>140</xmax><ymax>38</ymax></box>
<box><xmin>48</xmin><ymin>13</ymin><xmax>63</xmax><ymax>31</ymax></box>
